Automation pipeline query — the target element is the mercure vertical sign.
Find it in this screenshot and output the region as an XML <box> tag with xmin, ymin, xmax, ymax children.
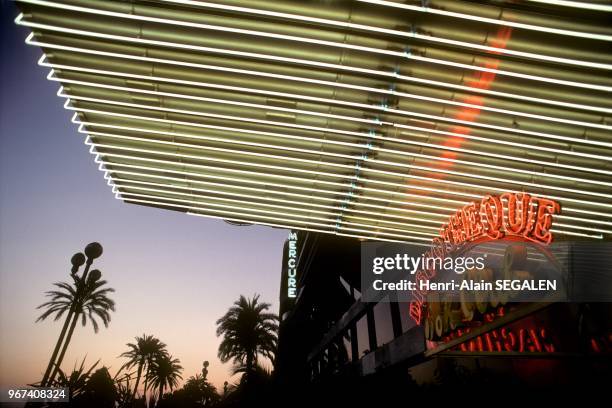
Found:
<box><xmin>287</xmin><ymin>232</ymin><xmax>298</xmax><ymax>298</ymax></box>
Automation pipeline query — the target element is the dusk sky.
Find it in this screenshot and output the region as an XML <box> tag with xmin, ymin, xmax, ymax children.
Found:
<box><xmin>0</xmin><ymin>1</ymin><xmax>288</xmax><ymax>391</ymax></box>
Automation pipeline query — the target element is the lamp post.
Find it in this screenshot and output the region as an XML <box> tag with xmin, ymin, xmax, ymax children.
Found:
<box><xmin>40</xmin><ymin>242</ymin><xmax>103</xmax><ymax>386</ymax></box>
<box><xmin>201</xmin><ymin>361</ymin><xmax>209</xmax><ymax>380</ymax></box>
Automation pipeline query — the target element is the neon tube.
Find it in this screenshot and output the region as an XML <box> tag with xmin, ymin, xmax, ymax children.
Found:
<box><xmin>16</xmin><ymin>15</ymin><xmax>612</xmax><ymax>92</ymax></box>
<box><xmin>81</xmin><ymin>133</ymin><xmax>612</xmax><ymax>218</ymax></box>
<box><xmin>49</xmin><ymin>68</ymin><xmax>611</xmax><ymax>138</ymax></box>
<box><xmin>112</xmin><ymin>175</ymin><xmax>442</xmax><ymax>229</ymax></box>
<box><xmin>63</xmin><ymin>95</ymin><xmax>612</xmax><ymax>205</ymax></box>
<box><xmin>76</xmin><ymin>117</ymin><xmax>612</xmax><ymax>183</ymax></box>
<box><xmin>57</xmin><ymin>86</ymin><xmax>612</xmax><ymax>159</ymax></box>
<box><xmin>90</xmin><ymin>147</ymin><xmax>612</xmax><ymax>228</ymax></box>
<box><xmin>102</xmin><ymin>161</ymin><xmax>612</xmax><ymax>231</ymax></box>
<box><xmin>16</xmin><ymin>0</ymin><xmax>612</xmax><ymax>70</ymax></box>
<box><xmin>117</xmin><ymin>179</ymin><xmax>441</xmax><ymax>233</ymax></box>
<box><xmin>87</xmin><ymin>148</ymin><xmax>465</xmax><ymax>212</ymax></box>
<box><xmin>79</xmin><ymin>119</ymin><xmax>609</xmax><ymax>226</ymax></box>
<box><xmin>28</xmin><ymin>36</ymin><xmax>612</xmax><ymax>115</ymax></box>
<box><xmin>68</xmin><ymin>107</ymin><xmax>612</xmax><ymax>220</ymax></box>
<box><xmin>64</xmin><ymin>99</ymin><xmax>612</xmax><ymax>178</ymax></box>
<box><xmin>60</xmin><ymin>90</ymin><xmax>612</xmax><ymax>161</ymax></box>
<box><xmin>43</xmin><ymin>55</ymin><xmax>611</xmax><ymax>159</ymax></box>
<box><xmin>527</xmin><ymin>0</ymin><xmax>612</xmax><ymax>12</ymax></box>
<box><xmin>79</xmin><ymin>124</ymin><xmax>612</xmax><ymax>202</ymax></box>
<box><xmin>75</xmin><ymin>119</ymin><xmax>612</xmax><ymax>222</ymax></box>
<box><xmin>118</xmin><ymin>190</ymin><xmax>435</xmax><ymax>241</ymax></box>
<box><xmin>101</xmin><ymin>161</ymin><xmax>453</xmax><ymax>219</ymax></box>
<box><xmin>119</xmin><ymin>190</ymin><xmax>602</xmax><ymax>239</ymax></box>
<box><xmin>117</xmin><ymin>187</ymin><xmax>437</xmax><ymax>237</ymax></box>
<box><xmin>114</xmin><ymin>177</ymin><xmax>612</xmax><ymax>235</ymax></box>
<box><xmin>356</xmin><ymin>0</ymin><xmax>612</xmax><ymax>41</ymax></box>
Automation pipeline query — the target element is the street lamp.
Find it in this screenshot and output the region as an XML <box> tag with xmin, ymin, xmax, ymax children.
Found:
<box><xmin>40</xmin><ymin>242</ymin><xmax>103</xmax><ymax>386</ymax></box>
<box><xmin>70</xmin><ymin>253</ymin><xmax>85</xmax><ymax>274</ymax></box>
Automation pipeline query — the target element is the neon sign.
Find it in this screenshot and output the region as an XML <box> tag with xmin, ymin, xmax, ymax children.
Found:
<box><xmin>440</xmin><ymin>193</ymin><xmax>561</xmax><ymax>247</ymax></box>
<box><xmin>425</xmin><ymin>305</ymin><xmax>557</xmax><ymax>353</ymax></box>
<box><xmin>455</xmin><ymin>327</ymin><xmax>555</xmax><ymax>353</ymax></box>
<box><xmin>287</xmin><ymin>231</ymin><xmax>298</xmax><ymax>298</ymax></box>
<box><xmin>444</xmin><ymin>323</ymin><xmax>556</xmax><ymax>353</ymax></box>
<box><xmin>409</xmin><ymin>193</ymin><xmax>561</xmax><ymax>325</ymax></box>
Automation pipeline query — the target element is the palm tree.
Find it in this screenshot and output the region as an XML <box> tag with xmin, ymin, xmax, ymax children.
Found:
<box><xmin>50</xmin><ymin>356</ymin><xmax>100</xmax><ymax>399</ymax></box>
<box><xmin>231</xmin><ymin>361</ymin><xmax>272</xmax><ymax>389</ymax></box>
<box><xmin>216</xmin><ymin>294</ymin><xmax>278</xmax><ymax>384</ymax></box>
<box><xmin>183</xmin><ymin>373</ymin><xmax>219</xmax><ymax>405</ymax></box>
<box><xmin>37</xmin><ymin>269</ymin><xmax>115</xmax><ymax>383</ymax></box>
<box><xmin>119</xmin><ymin>334</ymin><xmax>168</xmax><ymax>402</ymax></box>
<box><xmin>145</xmin><ymin>354</ymin><xmax>182</xmax><ymax>406</ymax></box>
<box><xmin>114</xmin><ymin>370</ymin><xmax>135</xmax><ymax>408</ymax></box>
<box><xmin>77</xmin><ymin>367</ymin><xmax>118</xmax><ymax>408</ymax></box>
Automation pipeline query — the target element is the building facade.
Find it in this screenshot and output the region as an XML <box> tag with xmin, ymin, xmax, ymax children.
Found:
<box><xmin>276</xmin><ymin>228</ymin><xmax>612</xmax><ymax>401</ymax></box>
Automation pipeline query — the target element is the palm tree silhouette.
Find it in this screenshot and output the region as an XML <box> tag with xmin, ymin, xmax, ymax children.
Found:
<box><xmin>50</xmin><ymin>356</ymin><xmax>100</xmax><ymax>400</ymax></box>
<box><xmin>37</xmin><ymin>269</ymin><xmax>115</xmax><ymax>383</ymax></box>
<box><xmin>183</xmin><ymin>373</ymin><xmax>219</xmax><ymax>406</ymax></box>
<box><xmin>145</xmin><ymin>353</ymin><xmax>182</xmax><ymax>406</ymax></box>
<box><xmin>216</xmin><ymin>294</ymin><xmax>278</xmax><ymax>384</ymax></box>
<box><xmin>119</xmin><ymin>334</ymin><xmax>168</xmax><ymax>402</ymax></box>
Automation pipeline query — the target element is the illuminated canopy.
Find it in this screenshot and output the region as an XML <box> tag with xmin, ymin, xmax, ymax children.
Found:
<box><xmin>15</xmin><ymin>0</ymin><xmax>612</xmax><ymax>243</ymax></box>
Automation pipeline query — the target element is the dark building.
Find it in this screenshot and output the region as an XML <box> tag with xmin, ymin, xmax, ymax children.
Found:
<box><xmin>276</xmin><ymin>230</ymin><xmax>612</xmax><ymax>402</ymax></box>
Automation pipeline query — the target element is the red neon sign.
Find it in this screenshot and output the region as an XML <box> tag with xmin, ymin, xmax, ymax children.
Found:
<box><xmin>440</xmin><ymin>192</ymin><xmax>561</xmax><ymax>247</ymax></box>
<box><xmin>426</xmin><ymin>307</ymin><xmax>558</xmax><ymax>354</ymax></box>
<box><xmin>442</xmin><ymin>326</ymin><xmax>556</xmax><ymax>353</ymax></box>
<box><xmin>408</xmin><ymin>192</ymin><xmax>561</xmax><ymax>325</ymax></box>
